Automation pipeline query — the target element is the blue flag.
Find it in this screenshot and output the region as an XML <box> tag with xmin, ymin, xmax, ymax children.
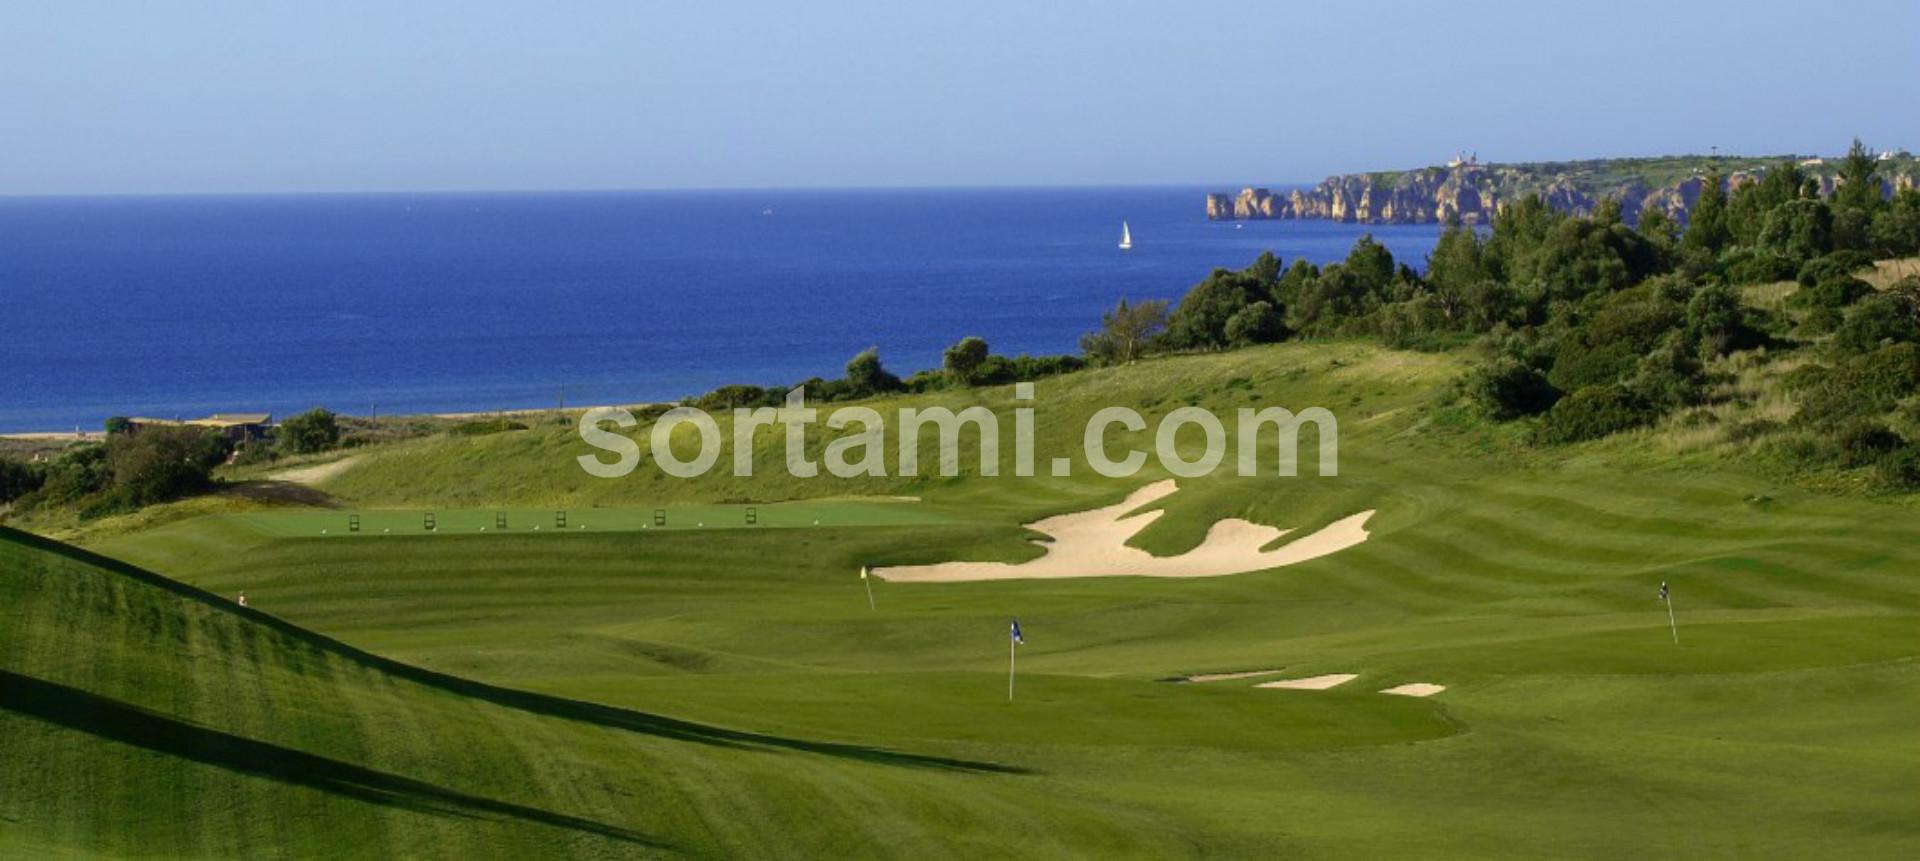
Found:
<box><xmin>1010</xmin><ymin>617</ymin><xmax>1024</xmax><ymax>645</ymax></box>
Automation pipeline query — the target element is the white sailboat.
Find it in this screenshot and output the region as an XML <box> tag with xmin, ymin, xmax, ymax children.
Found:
<box><xmin>1118</xmin><ymin>221</ymin><xmax>1133</xmax><ymax>250</ymax></box>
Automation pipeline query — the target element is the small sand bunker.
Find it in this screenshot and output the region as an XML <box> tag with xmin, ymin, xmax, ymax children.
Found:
<box><xmin>1255</xmin><ymin>673</ymin><xmax>1358</xmax><ymax>690</ymax></box>
<box><xmin>1180</xmin><ymin>669</ymin><xmax>1286</xmax><ymax>683</ymax></box>
<box><xmin>1379</xmin><ymin>683</ymin><xmax>1446</xmax><ymax>697</ymax></box>
<box><xmin>873</xmin><ymin>480</ymin><xmax>1373</xmax><ymax>582</ymax></box>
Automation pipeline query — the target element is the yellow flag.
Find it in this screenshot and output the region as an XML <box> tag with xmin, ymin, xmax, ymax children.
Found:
<box><xmin>860</xmin><ymin>566</ymin><xmax>868</xmax><ymax>580</ymax></box>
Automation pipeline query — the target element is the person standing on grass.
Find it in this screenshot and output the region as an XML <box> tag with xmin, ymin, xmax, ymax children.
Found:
<box><xmin>237</xmin><ymin>591</ymin><xmax>248</xmax><ymax>608</ymax></box>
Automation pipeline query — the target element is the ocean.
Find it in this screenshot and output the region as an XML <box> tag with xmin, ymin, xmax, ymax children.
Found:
<box><xmin>0</xmin><ymin>187</ymin><xmax>1442</xmax><ymax>433</ymax></box>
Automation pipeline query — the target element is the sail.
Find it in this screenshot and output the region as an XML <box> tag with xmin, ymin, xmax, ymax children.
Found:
<box><xmin>1119</xmin><ymin>221</ymin><xmax>1132</xmax><ymax>249</ymax></box>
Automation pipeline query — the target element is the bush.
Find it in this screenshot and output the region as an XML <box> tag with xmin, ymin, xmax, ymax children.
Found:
<box><xmin>1796</xmin><ymin>250</ymin><xmax>1876</xmax><ymax>287</ymax></box>
<box><xmin>1796</xmin><ymin>343</ymin><xmax>1920</xmax><ymax>424</ymax></box>
<box><xmin>278</xmin><ymin>408</ymin><xmax>341</xmax><ymax>455</ymax></box>
<box><xmin>690</xmin><ymin>385</ymin><xmax>784</xmax><ymax>411</ymax></box>
<box><xmin>942</xmin><ymin>337</ymin><xmax>991</xmax><ymax>385</ymax></box>
<box><xmin>1464</xmin><ymin>358</ymin><xmax>1560</xmax><ymax>420</ymax></box>
<box><xmin>1223</xmin><ymin>301</ymin><xmax>1286</xmax><ymax>346</ymax></box>
<box><xmin>1832</xmin><ymin>295</ymin><xmax>1920</xmax><ymax>356</ymax></box>
<box><xmin>447</xmin><ymin>418</ymin><xmax>531</xmax><ymax>436</ymax></box>
<box><xmin>1877</xmin><ymin>445</ymin><xmax>1920</xmax><ymax>490</ymax></box>
<box><xmin>844</xmin><ymin>347</ymin><xmax>903</xmax><ymax>397</ymax></box>
<box><xmin>105</xmin><ymin>425</ymin><xmax>227</xmax><ymax>509</ymax></box>
<box><xmin>0</xmin><ymin>456</ymin><xmax>44</xmax><ymax>504</ymax></box>
<box><xmin>1792</xmin><ymin>274</ymin><xmax>1873</xmax><ymax>310</ymax></box>
<box><xmin>1720</xmin><ymin>249</ymin><xmax>1800</xmax><ymax>285</ymax></box>
<box><xmin>1831</xmin><ymin>420</ymin><xmax>1904</xmax><ymax>467</ymax></box>
<box><xmin>1536</xmin><ymin>384</ymin><xmax>1655</xmax><ymax>444</ymax></box>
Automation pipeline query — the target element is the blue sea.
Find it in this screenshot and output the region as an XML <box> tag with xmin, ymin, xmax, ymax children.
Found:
<box><xmin>0</xmin><ymin>188</ymin><xmax>1442</xmax><ymax>433</ymax></box>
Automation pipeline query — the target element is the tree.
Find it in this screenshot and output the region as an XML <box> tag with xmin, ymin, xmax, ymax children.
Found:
<box><xmin>1165</xmin><ymin>269</ymin><xmax>1263</xmax><ymax>349</ymax></box>
<box><xmin>1080</xmin><ymin>298</ymin><xmax>1168</xmax><ymax>365</ymax></box>
<box><xmin>942</xmin><ymin>336</ymin><xmax>990</xmax><ymax>385</ymax></box>
<box><xmin>1246</xmin><ymin>250</ymin><xmax>1282</xmax><ymax>287</ymax></box>
<box><xmin>1343</xmin><ymin>234</ymin><xmax>1396</xmax><ymax>295</ymax></box>
<box><xmin>278</xmin><ymin>408</ymin><xmax>341</xmax><ymax>455</ymax></box>
<box><xmin>1636</xmin><ymin>204</ymin><xmax>1679</xmax><ymax>254</ymax></box>
<box><xmin>1871</xmin><ymin>188</ymin><xmax>1920</xmax><ymax>256</ymax></box>
<box><xmin>844</xmin><ymin>347</ymin><xmax>902</xmax><ymax>396</ymax></box>
<box><xmin>106</xmin><ymin>425</ymin><xmax>227</xmax><ymax>508</ymax></box>
<box><xmin>1223</xmin><ymin>301</ymin><xmax>1286</xmax><ymax>346</ymax></box>
<box><xmin>1758</xmin><ymin>198</ymin><xmax>1834</xmax><ymax>262</ymax></box>
<box><xmin>1832</xmin><ymin>139</ymin><xmax>1883</xmax><ymax>251</ymax></box>
<box><xmin>1682</xmin><ymin>168</ymin><xmax>1730</xmax><ymax>255</ymax></box>
<box><xmin>1726</xmin><ymin>161</ymin><xmax>1806</xmax><ymax>246</ymax></box>
<box><xmin>103</xmin><ymin>416</ymin><xmax>133</xmax><ymax>436</ymax></box>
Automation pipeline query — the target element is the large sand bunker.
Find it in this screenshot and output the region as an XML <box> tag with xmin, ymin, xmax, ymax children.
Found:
<box><xmin>872</xmin><ymin>480</ymin><xmax>1373</xmax><ymax>583</ymax></box>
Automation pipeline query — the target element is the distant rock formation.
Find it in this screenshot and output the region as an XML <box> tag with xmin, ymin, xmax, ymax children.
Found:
<box><xmin>1210</xmin><ymin>154</ymin><xmax>1918</xmax><ymax>227</ymax></box>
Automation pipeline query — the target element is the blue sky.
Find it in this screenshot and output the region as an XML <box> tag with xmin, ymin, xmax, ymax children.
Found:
<box><xmin>2</xmin><ymin>0</ymin><xmax>1915</xmax><ymax>194</ymax></box>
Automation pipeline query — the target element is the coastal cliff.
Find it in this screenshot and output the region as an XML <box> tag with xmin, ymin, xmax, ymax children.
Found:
<box><xmin>1209</xmin><ymin>154</ymin><xmax>1920</xmax><ymax>226</ymax></box>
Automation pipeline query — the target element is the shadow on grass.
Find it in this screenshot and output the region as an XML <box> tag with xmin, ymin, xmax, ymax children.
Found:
<box><xmin>2</xmin><ymin>526</ymin><xmax>1023</xmax><ymax>776</ymax></box>
<box><xmin>0</xmin><ymin>671</ymin><xmax>665</xmax><ymax>848</ymax></box>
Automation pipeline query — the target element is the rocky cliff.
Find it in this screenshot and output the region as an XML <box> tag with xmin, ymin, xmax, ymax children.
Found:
<box><xmin>1208</xmin><ymin>154</ymin><xmax>1919</xmax><ymax>227</ymax></box>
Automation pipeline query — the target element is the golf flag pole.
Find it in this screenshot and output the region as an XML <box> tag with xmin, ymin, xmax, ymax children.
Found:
<box><xmin>860</xmin><ymin>566</ymin><xmax>875</xmax><ymax>611</ymax></box>
<box><xmin>1660</xmin><ymin>581</ymin><xmax>1678</xmax><ymax>644</ymax></box>
<box><xmin>1008</xmin><ymin>617</ymin><xmax>1024</xmax><ymax>701</ymax></box>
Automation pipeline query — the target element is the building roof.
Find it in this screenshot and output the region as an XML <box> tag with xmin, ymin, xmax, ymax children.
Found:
<box><xmin>190</xmin><ymin>413</ymin><xmax>272</xmax><ymax>427</ymax></box>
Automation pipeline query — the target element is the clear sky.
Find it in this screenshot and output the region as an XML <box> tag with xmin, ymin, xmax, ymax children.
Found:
<box><xmin>3</xmin><ymin>0</ymin><xmax>1916</xmax><ymax>194</ymax></box>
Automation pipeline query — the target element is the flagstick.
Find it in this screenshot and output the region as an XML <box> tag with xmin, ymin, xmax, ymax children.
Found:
<box><xmin>1008</xmin><ymin>635</ymin><xmax>1016</xmax><ymax>701</ymax></box>
<box><xmin>861</xmin><ymin>567</ymin><xmax>875</xmax><ymax>611</ymax></box>
<box><xmin>1665</xmin><ymin>595</ymin><xmax>1679</xmax><ymax>644</ymax></box>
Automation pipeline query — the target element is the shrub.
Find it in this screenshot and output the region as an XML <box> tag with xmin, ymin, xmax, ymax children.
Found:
<box><xmin>1792</xmin><ymin>274</ymin><xmax>1872</xmax><ymax>310</ymax></box>
<box><xmin>1725</xmin><ymin>418</ymin><xmax>1783</xmax><ymax>444</ymax></box>
<box><xmin>1831</xmin><ymin>420</ymin><xmax>1904</xmax><ymax>467</ymax></box>
<box><xmin>105</xmin><ymin>425</ymin><xmax>227</xmax><ymax>509</ymax></box>
<box><xmin>1877</xmin><ymin>445</ymin><xmax>1920</xmax><ymax>490</ymax></box>
<box><xmin>1796</xmin><ymin>343</ymin><xmax>1920</xmax><ymax>423</ymax></box>
<box><xmin>1464</xmin><ymin>358</ymin><xmax>1561</xmax><ymax>420</ymax></box>
<box><xmin>942</xmin><ymin>337</ymin><xmax>991</xmax><ymax>385</ymax></box>
<box><xmin>1686</xmin><ymin>282</ymin><xmax>1765</xmax><ymax>356</ymax></box>
<box><xmin>1832</xmin><ymin>295</ymin><xmax>1920</xmax><ymax>356</ymax></box>
<box><xmin>844</xmin><ymin>347</ymin><xmax>903</xmax><ymax>397</ymax></box>
<box><xmin>0</xmin><ymin>456</ymin><xmax>44</xmax><ymax>504</ymax></box>
<box><xmin>447</xmin><ymin>418</ymin><xmax>530</xmax><ymax>437</ymax></box>
<box><xmin>278</xmin><ymin>408</ymin><xmax>341</xmax><ymax>455</ymax></box>
<box><xmin>1536</xmin><ymin>384</ymin><xmax>1655</xmax><ymax>444</ymax></box>
<box><xmin>1721</xmin><ymin>249</ymin><xmax>1800</xmax><ymax>285</ymax></box>
<box><xmin>1796</xmin><ymin>250</ymin><xmax>1876</xmax><ymax>287</ymax></box>
<box><xmin>1223</xmin><ymin>301</ymin><xmax>1286</xmax><ymax>346</ymax></box>
<box><xmin>690</xmin><ymin>385</ymin><xmax>783</xmax><ymax>411</ymax></box>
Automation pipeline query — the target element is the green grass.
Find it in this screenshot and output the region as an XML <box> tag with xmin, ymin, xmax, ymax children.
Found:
<box><xmin>7</xmin><ymin>342</ymin><xmax>1920</xmax><ymax>857</ymax></box>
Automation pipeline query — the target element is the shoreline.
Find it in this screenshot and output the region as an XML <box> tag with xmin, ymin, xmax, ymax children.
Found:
<box><xmin>0</xmin><ymin>402</ymin><xmax>665</xmax><ymax>443</ymax></box>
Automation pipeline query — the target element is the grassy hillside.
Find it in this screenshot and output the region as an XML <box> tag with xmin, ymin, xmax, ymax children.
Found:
<box><xmin>16</xmin><ymin>341</ymin><xmax>1914</xmax><ymax>856</ymax></box>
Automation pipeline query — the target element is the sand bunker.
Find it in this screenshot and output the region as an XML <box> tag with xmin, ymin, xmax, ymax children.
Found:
<box><xmin>1179</xmin><ymin>669</ymin><xmax>1287</xmax><ymax>683</ymax></box>
<box><xmin>1254</xmin><ymin>673</ymin><xmax>1358</xmax><ymax>690</ymax></box>
<box><xmin>872</xmin><ymin>480</ymin><xmax>1373</xmax><ymax>583</ymax></box>
<box><xmin>269</xmin><ymin>456</ymin><xmax>361</xmax><ymax>487</ymax></box>
<box><xmin>1379</xmin><ymin>683</ymin><xmax>1446</xmax><ymax>697</ymax></box>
